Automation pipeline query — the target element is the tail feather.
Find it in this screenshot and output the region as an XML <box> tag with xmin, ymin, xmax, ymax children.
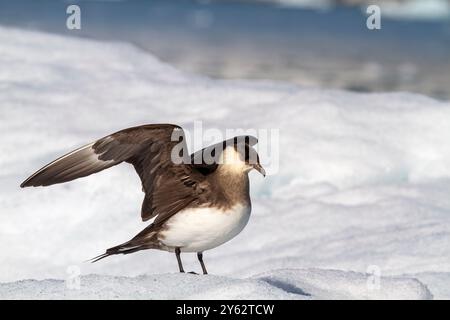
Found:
<box><xmin>88</xmin><ymin>223</ymin><xmax>158</xmax><ymax>263</ymax></box>
<box><xmin>89</xmin><ymin>226</ymin><xmax>158</xmax><ymax>263</ymax></box>
<box><xmin>88</xmin><ymin>252</ymin><xmax>110</xmax><ymax>263</ymax></box>
<box><xmin>89</xmin><ymin>241</ymin><xmax>144</xmax><ymax>263</ymax></box>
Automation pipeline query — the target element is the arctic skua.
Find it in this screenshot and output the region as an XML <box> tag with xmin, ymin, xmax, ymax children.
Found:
<box><xmin>20</xmin><ymin>124</ymin><xmax>265</xmax><ymax>274</ymax></box>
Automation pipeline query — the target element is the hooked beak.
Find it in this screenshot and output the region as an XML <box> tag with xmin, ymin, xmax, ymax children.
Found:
<box><xmin>252</xmin><ymin>163</ymin><xmax>266</xmax><ymax>177</ymax></box>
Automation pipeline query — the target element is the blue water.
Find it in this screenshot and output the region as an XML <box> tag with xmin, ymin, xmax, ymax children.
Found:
<box><xmin>0</xmin><ymin>0</ymin><xmax>449</xmax><ymax>98</ymax></box>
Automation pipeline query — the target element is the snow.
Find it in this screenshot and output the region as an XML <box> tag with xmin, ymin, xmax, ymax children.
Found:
<box><xmin>1</xmin><ymin>26</ymin><xmax>450</xmax><ymax>299</ymax></box>
<box><xmin>0</xmin><ymin>269</ymin><xmax>432</xmax><ymax>300</ymax></box>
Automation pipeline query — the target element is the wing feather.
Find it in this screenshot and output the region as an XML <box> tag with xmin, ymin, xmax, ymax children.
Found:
<box><xmin>20</xmin><ymin>143</ymin><xmax>119</xmax><ymax>187</ymax></box>
<box><xmin>21</xmin><ymin>124</ymin><xmax>207</xmax><ymax>225</ymax></box>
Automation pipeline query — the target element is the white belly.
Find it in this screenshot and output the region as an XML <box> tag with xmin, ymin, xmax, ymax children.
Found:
<box><xmin>159</xmin><ymin>204</ymin><xmax>251</xmax><ymax>252</ymax></box>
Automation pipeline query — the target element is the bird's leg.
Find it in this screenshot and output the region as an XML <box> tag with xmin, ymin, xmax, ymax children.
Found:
<box><xmin>197</xmin><ymin>252</ymin><xmax>208</xmax><ymax>275</ymax></box>
<box><xmin>175</xmin><ymin>248</ymin><xmax>185</xmax><ymax>273</ymax></box>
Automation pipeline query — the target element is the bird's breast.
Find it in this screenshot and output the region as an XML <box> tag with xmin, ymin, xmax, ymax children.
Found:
<box><xmin>158</xmin><ymin>204</ymin><xmax>251</xmax><ymax>252</ymax></box>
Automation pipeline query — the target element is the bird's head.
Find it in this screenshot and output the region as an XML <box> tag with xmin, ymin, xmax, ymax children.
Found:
<box><xmin>219</xmin><ymin>137</ymin><xmax>266</xmax><ymax>177</ymax></box>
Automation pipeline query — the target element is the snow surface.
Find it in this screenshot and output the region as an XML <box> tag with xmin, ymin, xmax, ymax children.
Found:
<box><xmin>1</xmin><ymin>26</ymin><xmax>450</xmax><ymax>299</ymax></box>
<box><xmin>0</xmin><ymin>269</ymin><xmax>432</xmax><ymax>300</ymax></box>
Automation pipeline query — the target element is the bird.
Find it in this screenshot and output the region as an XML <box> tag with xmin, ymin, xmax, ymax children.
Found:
<box><xmin>20</xmin><ymin>124</ymin><xmax>265</xmax><ymax>275</ymax></box>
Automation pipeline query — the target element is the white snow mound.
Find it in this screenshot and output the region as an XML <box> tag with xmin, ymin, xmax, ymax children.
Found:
<box><xmin>0</xmin><ymin>269</ymin><xmax>432</xmax><ymax>300</ymax></box>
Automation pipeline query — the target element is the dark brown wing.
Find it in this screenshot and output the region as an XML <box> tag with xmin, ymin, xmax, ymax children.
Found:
<box><xmin>20</xmin><ymin>124</ymin><xmax>208</xmax><ymax>223</ymax></box>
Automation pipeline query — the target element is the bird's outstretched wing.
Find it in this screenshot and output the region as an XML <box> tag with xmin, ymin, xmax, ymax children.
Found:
<box><xmin>20</xmin><ymin>124</ymin><xmax>207</xmax><ymax>223</ymax></box>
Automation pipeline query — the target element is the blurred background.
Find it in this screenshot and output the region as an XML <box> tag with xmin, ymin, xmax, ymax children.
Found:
<box><xmin>0</xmin><ymin>0</ymin><xmax>449</xmax><ymax>100</ymax></box>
